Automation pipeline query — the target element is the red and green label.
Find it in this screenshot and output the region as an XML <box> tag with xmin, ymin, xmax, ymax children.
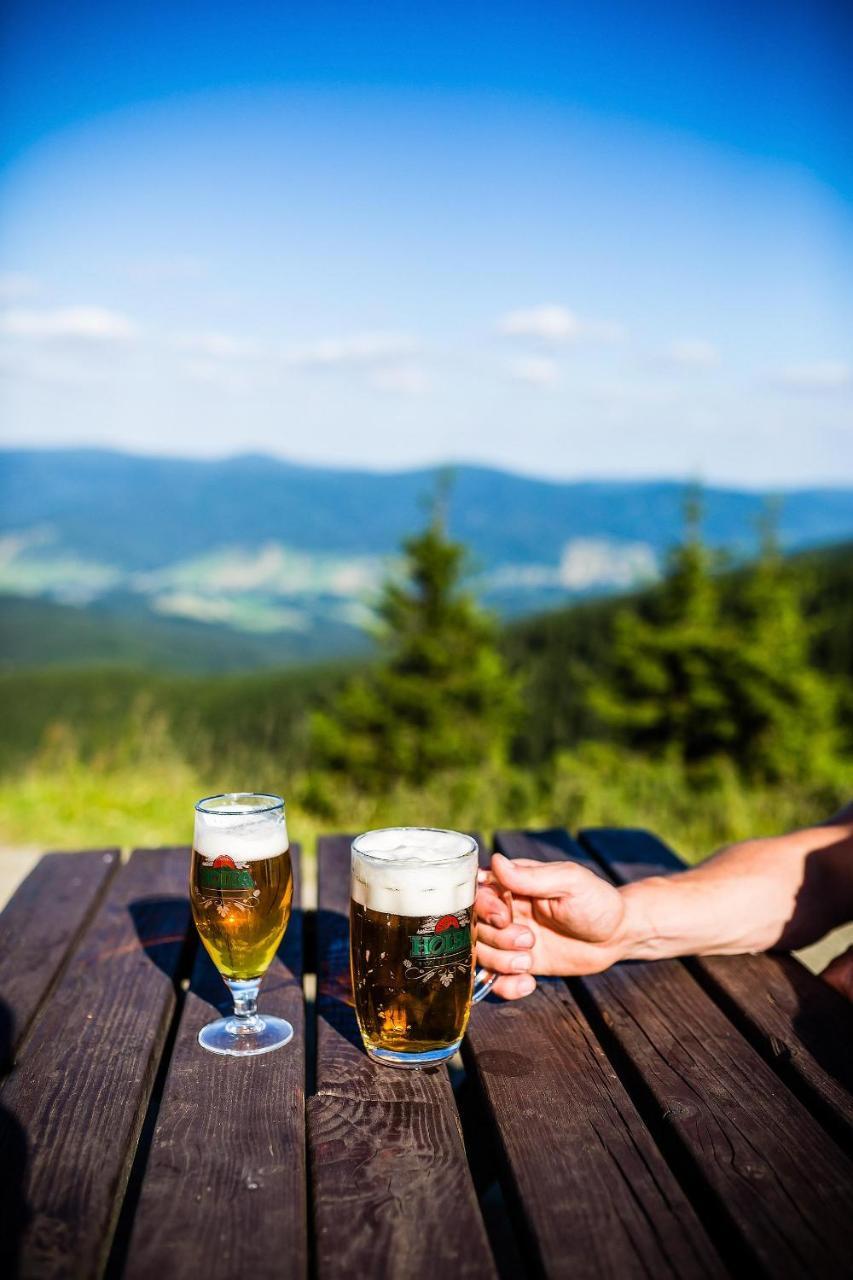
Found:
<box><xmin>199</xmin><ymin>854</ymin><xmax>254</xmax><ymax>892</ymax></box>
<box><xmin>409</xmin><ymin>914</ymin><xmax>470</xmax><ymax>959</ymax></box>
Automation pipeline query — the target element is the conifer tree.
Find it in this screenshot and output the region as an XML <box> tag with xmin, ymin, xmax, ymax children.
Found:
<box><xmin>723</xmin><ymin>507</ymin><xmax>837</xmax><ymax>778</ymax></box>
<box><xmin>310</xmin><ymin>491</ymin><xmax>518</xmax><ymax>793</ymax></box>
<box><xmin>589</xmin><ymin>493</ymin><xmax>837</xmax><ymax>778</ymax></box>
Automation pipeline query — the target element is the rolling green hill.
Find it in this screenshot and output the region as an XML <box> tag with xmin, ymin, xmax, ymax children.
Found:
<box><xmin>2</xmin><ymin>539</ymin><xmax>849</xmax><ymax>774</ymax></box>
<box><xmin>2</xmin><ymin>448</ymin><xmax>851</xmax><ymax>650</ymax></box>
<box><xmin>0</xmin><ymin>592</ymin><xmax>370</xmax><ymax>672</ymax></box>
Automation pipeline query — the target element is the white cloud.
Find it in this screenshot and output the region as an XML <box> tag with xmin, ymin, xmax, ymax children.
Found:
<box><xmin>665</xmin><ymin>339</ymin><xmax>720</xmax><ymax>368</ymax></box>
<box><xmin>498</xmin><ymin>304</ymin><xmax>623</xmax><ymax>345</ymax></box>
<box><xmin>0</xmin><ymin>272</ymin><xmax>39</xmax><ymax>302</ymax></box>
<box><xmin>0</xmin><ymin>305</ymin><xmax>137</xmax><ymax>342</ymax></box>
<box><xmin>283</xmin><ymin>331</ymin><xmax>418</xmax><ymax>366</ymax></box>
<box><xmin>777</xmin><ymin>361</ymin><xmax>851</xmax><ymax>391</ymax></box>
<box><xmin>172</xmin><ymin>330</ymin><xmax>261</xmax><ymax>359</ymax></box>
<box><xmin>499</xmin><ymin>304</ymin><xmax>580</xmax><ymax>341</ymax></box>
<box><xmin>508</xmin><ymin>355</ymin><xmax>560</xmax><ymax>387</ymax></box>
<box><xmin>368</xmin><ymin>363</ymin><xmax>430</xmax><ymax>395</ymax></box>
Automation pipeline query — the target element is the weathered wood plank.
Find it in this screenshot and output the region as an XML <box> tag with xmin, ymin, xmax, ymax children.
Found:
<box><xmin>310</xmin><ymin>1096</ymin><xmax>492</xmax><ymax>1279</ymax></box>
<box><xmin>497</xmin><ymin>829</ymin><xmax>853</xmax><ymax>1278</ymax></box>
<box><xmin>463</xmin><ymin>981</ymin><xmax>725</xmax><ymax>1278</ymax></box>
<box><xmin>309</xmin><ymin>834</ymin><xmax>496</xmax><ymax>1280</ymax></box>
<box><xmin>122</xmin><ymin>845</ymin><xmax>306</xmax><ymax>1280</ymax></box>
<box><xmin>0</xmin><ymin>849</ymin><xmax>120</xmax><ymax>1055</ymax></box>
<box><xmin>473</xmin><ymin>829</ymin><xmax>724</xmax><ymax>1277</ymax></box>
<box><xmin>0</xmin><ymin>847</ymin><xmax>192</xmax><ymax>1280</ymax></box>
<box><xmin>579</xmin><ymin>826</ymin><xmax>853</xmax><ymax>1151</ymax></box>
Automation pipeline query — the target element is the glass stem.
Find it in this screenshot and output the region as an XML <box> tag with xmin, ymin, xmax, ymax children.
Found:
<box><xmin>225</xmin><ymin>978</ymin><xmax>262</xmax><ymax>1031</ymax></box>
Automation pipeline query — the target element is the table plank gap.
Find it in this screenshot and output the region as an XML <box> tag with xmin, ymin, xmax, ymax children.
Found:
<box><xmin>470</xmin><ymin>831</ymin><xmax>726</xmax><ymax>1280</ymax></box>
<box><xmin>0</xmin><ymin>846</ymin><xmax>194</xmax><ymax>1280</ymax></box>
<box><xmin>579</xmin><ymin>826</ymin><xmax>853</xmax><ymax>1154</ymax></box>
<box><xmin>309</xmin><ymin>834</ymin><xmax>497</xmax><ymax>1280</ymax></box>
<box><xmin>102</xmin><ymin>941</ymin><xmax>194</xmax><ymax>1280</ymax></box>
<box><xmin>121</xmin><ymin>844</ymin><xmax>307</xmax><ymax>1280</ymax></box>
<box><xmin>0</xmin><ymin>849</ymin><xmax>121</xmax><ymax>1060</ymax></box>
<box><xmin>498</xmin><ymin>829</ymin><xmax>853</xmax><ymax>1279</ymax></box>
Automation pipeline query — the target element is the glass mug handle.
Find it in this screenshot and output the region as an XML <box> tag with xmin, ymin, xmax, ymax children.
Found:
<box><xmin>473</xmin><ymin>969</ymin><xmax>496</xmax><ymax>1002</ymax></box>
<box><xmin>472</xmin><ymin>882</ymin><xmax>512</xmax><ymax>1002</ymax></box>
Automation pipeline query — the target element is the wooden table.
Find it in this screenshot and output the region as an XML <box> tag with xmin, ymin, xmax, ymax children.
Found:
<box><xmin>1</xmin><ymin>829</ymin><xmax>852</xmax><ymax>1280</ymax></box>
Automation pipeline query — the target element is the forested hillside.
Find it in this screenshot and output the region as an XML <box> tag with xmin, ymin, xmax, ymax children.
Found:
<box><xmin>0</xmin><ymin>524</ymin><xmax>849</xmax><ymax>858</ymax></box>
<box><xmin>3</xmin><ymin>449</ymin><xmax>852</xmax><ymax>650</ymax></box>
<box><xmin>505</xmin><ymin>539</ymin><xmax>853</xmax><ymax>765</ymax></box>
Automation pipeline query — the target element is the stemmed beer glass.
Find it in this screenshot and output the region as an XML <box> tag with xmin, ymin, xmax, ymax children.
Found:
<box><xmin>190</xmin><ymin>793</ymin><xmax>294</xmax><ymax>1056</ymax></box>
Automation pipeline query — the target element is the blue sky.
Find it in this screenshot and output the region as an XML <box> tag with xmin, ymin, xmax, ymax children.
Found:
<box><xmin>1</xmin><ymin>0</ymin><xmax>851</xmax><ymax>485</ymax></box>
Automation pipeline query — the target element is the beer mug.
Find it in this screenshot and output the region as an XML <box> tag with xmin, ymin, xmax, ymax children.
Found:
<box><xmin>350</xmin><ymin>827</ymin><xmax>496</xmax><ymax>1068</ymax></box>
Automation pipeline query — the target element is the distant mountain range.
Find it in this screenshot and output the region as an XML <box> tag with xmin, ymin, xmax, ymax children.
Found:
<box><xmin>1</xmin><ymin>448</ymin><xmax>852</xmax><ymax>669</ymax></box>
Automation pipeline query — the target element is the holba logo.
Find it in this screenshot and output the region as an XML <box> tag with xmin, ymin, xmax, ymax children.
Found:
<box><xmin>199</xmin><ymin>854</ymin><xmax>255</xmax><ymax>891</ymax></box>
<box><xmin>409</xmin><ymin>913</ymin><xmax>471</xmax><ymax>959</ymax></box>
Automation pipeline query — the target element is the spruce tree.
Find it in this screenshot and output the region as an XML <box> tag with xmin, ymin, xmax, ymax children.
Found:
<box><xmin>310</xmin><ymin>495</ymin><xmax>518</xmax><ymax>794</ymax></box>
<box><xmin>588</xmin><ymin>493</ymin><xmax>837</xmax><ymax>779</ymax></box>
<box><xmin>723</xmin><ymin>509</ymin><xmax>837</xmax><ymax>778</ymax></box>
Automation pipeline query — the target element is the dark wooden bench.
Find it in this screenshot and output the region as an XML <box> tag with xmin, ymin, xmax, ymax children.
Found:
<box><xmin>1</xmin><ymin>830</ymin><xmax>851</xmax><ymax>1279</ymax></box>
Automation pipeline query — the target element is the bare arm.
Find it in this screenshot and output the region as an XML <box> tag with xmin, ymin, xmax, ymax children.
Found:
<box><xmin>619</xmin><ymin>811</ymin><xmax>853</xmax><ymax>959</ymax></box>
<box><xmin>476</xmin><ymin>805</ymin><xmax>853</xmax><ymax>999</ymax></box>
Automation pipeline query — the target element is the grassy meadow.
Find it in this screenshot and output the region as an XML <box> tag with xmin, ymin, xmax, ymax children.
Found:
<box><xmin>1</xmin><ymin>698</ymin><xmax>841</xmax><ymax>863</ymax></box>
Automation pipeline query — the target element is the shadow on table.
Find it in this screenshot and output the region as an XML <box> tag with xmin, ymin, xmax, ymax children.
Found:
<box><xmin>784</xmin><ymin>839</ymin><xmax>853</xmax><ymax>1112</ymax></box>
<box><xmin>0</xmin><ymin>1000</ymin><xmax>29</xmax><ymax>1278</ymax></box>
<box><xmin>785</xmin><ymin>955</ymin><xmax>853</xmax><ymax>1144</ymax></box>
<box><xmin>314</xmin><ymin>907</ymin><xmax>363</xmax><ymax>1055</ymax></box>
<box><xmin>128</xmin><ymin>894</ymin><xmax>194</xmax><ymax>984</ymax></box>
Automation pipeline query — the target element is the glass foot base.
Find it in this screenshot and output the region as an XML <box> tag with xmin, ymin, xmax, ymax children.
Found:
<box><xmin>364</xmin><ymin>1038</ymin><xmax>461</xmax><ymax>1069</ymax></box>
<box><xmin>198</xmin><ymin>1014</ymin><xmax>294</xmax><ymax>1057</ymax></box>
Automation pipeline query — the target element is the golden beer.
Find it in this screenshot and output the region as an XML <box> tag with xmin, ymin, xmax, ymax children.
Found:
<box><xmin>351</xmin><ymin>899</ymin><xmax>475</xmax><ymax>1054</ymax></box>
<box><xmin>191</xmin><ymin>792</ymin><xmax>295</xmax><ymax>1056</ymax></box>
<box><xmin>190</xmin><ymin>846</ymin><xmax>293</xmax><ymax>980</ymax></box>
<box><xmin>350</xmin><ymin>827</ymin><xmax>495</xmax><ymax>1067</ymax></box>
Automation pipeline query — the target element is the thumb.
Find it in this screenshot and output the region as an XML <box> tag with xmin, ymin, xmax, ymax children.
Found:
<box><xmin>490</xmin><ymin>851</ymin><xmax>623</xmax><ymax>944</ymax></box>
<box><xmin>490</xmin><ymin>852</ymin><xmax>604</xmax><ymax>899</ymax></box>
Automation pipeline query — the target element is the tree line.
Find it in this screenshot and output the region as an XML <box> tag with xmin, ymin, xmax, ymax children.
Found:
<box><xmin>304</xmin><ymin>489</ymin><xmax>847</xmax><ymax>817</ymax></box>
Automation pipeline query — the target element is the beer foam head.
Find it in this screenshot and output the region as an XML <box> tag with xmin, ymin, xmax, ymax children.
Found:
<box><xmin>351</xmin><ymin>827</ymin><xmax>478</xmax><ymax>916</ymax></box>
<box><xmin>194</xmin><ymin>793</ymin><xmax>288</xmax><ymax>862</ymax></box>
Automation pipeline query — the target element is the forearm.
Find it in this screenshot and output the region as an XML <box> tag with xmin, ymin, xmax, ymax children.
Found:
<box><xmin>616</xmin><ymin>814</ymin><xmax>853</xmax><ymax>961</ymax></box>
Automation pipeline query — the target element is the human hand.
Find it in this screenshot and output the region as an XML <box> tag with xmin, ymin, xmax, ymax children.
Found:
<box><xmin>475</xmin><ymin>853</ymin><xmax>630</xmax><ymax>999</ymax></box>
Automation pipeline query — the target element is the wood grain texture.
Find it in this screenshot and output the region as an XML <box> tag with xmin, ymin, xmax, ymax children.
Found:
<box><xmin>579</xmin><ymin>826</ymin><xmax>853</xmax><ymax>1151</ymax></box>
<box><xmin>495</xmin><ymin>830</ymin><xmax>853</xmax><ymax>1277</ymax></box>
<box><xmin>463</xmin><ymin>975</ymin><xmax>726</xmax><ymax>1279</ymax></box>
<box><xmin>310</xmin><ymin>1095</ymin><xmax>491</xmax><ymax>1280</ymax></box>
<box><xmin>309</xmin><ymin>834</ymin><xmax>496</xmax><ymax>1280</ymax></box>
<box><xmin>580</xmin><ymin>956</ymin><xmax>853</xmax><ymax>1277</ymax></box>
<box><xmin>123</xmin><ymin>847</ymin><xmax>307</xmax><ymax>1280</ymax></box>
<box><xmin>0</xmin><ymin>847</ymin><xmax>192</xmax><ymax>1280</ymax></box>
<box><xmin>0</xmin><ymin>850</ymin><xmax>119</xmax><ymax>1054</ymax></box>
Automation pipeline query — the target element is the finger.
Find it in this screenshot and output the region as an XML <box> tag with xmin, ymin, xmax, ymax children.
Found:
<box><xmin>477</xmin><ymin>939</ymin><xmax>534</xmax><ymax>975</ymax></box>
<box><xmin>490</xmin><ymin>852</ymin><xmax>599</xmax><ymax>899</ymax></box>
<box><xmin>477</xmin><ymin>921</ymin><xmax>535</xmax><ymax>951</ymax></box>
<box><xmin>476</xmin><ymin>883</ymin><xmax>512</xmax><ymax>927</ymax></box>
<box><xmin>489</xmin><ymin>973</ymin><xmax>537</xmax><ymax>1000</ymax></box>
<box><xmin>821</xmin><ymin>946</ymin><xmax>853</xmax><ymax>1002</ymax></box>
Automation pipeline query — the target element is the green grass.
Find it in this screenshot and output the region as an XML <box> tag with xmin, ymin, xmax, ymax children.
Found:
<box><xmin>2</xmin><ymin>714</ymin><xmax>846</xmax><ymax>866</ymax></box>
